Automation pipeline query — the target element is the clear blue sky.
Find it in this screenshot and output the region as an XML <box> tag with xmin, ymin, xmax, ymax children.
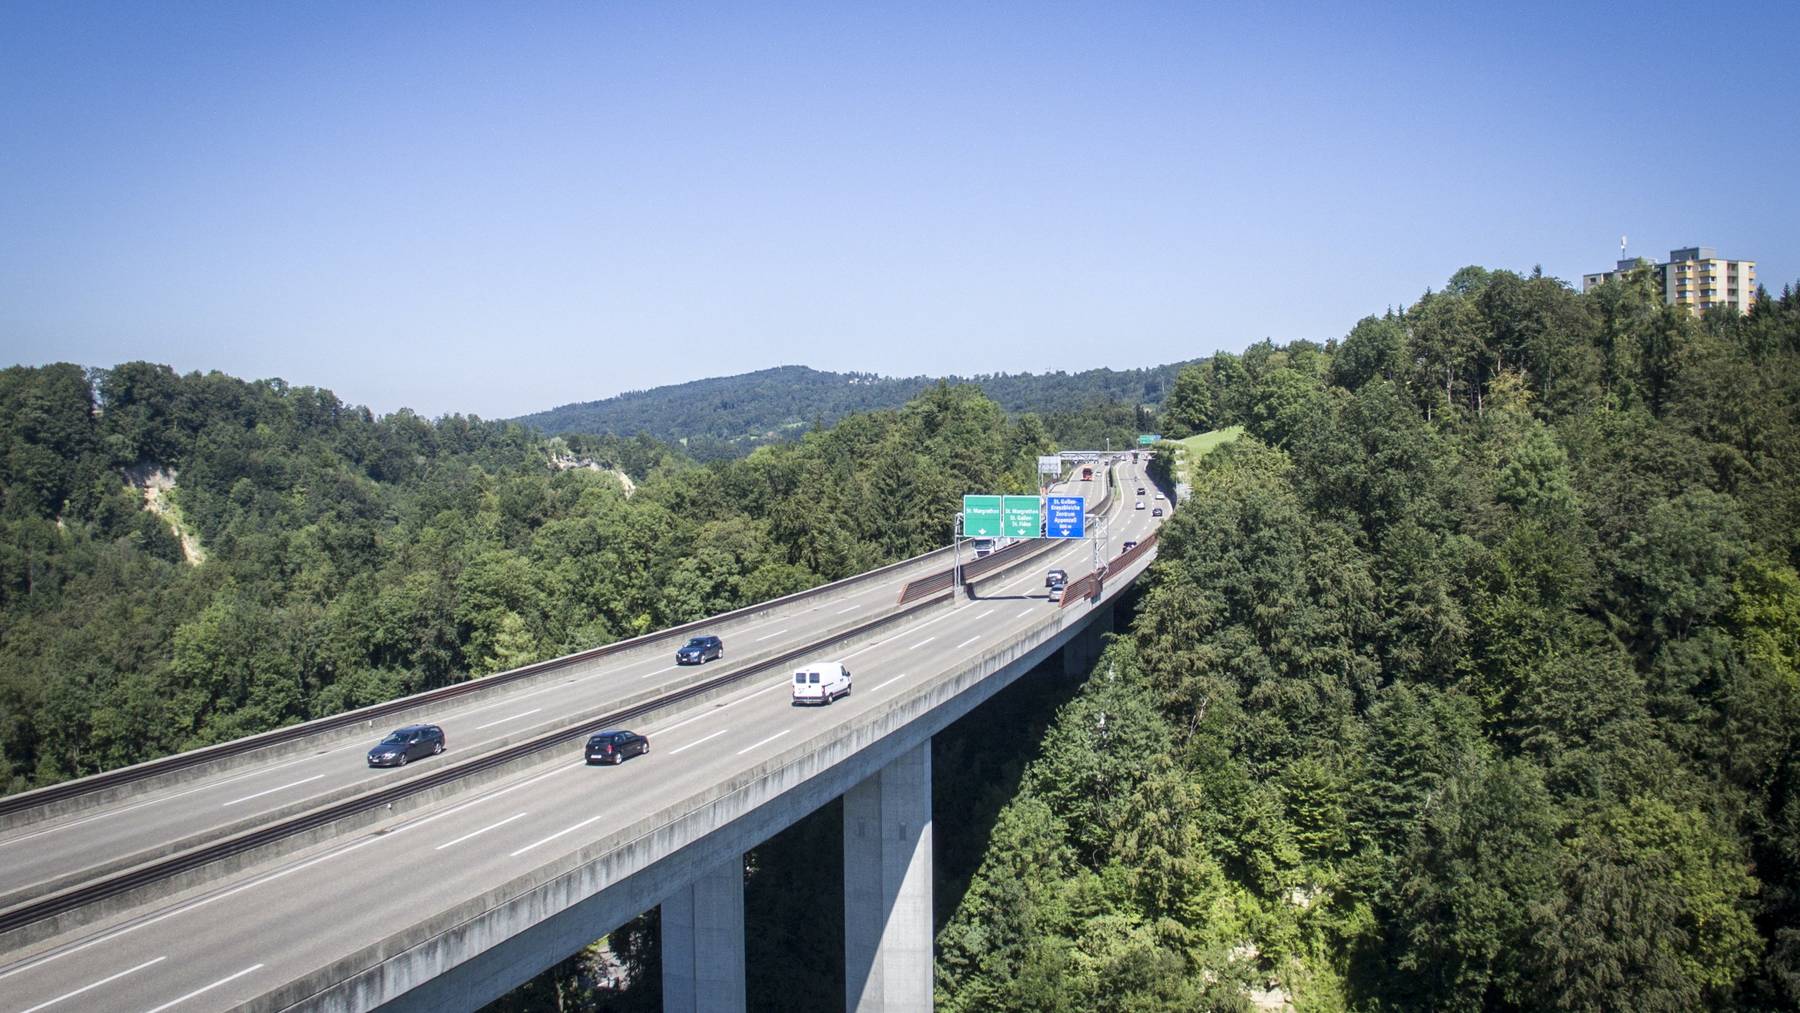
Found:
<box><xmin>3</xmin><ymin>1</ymin><xmax>1795</xmax><ymax>419</ymax></box>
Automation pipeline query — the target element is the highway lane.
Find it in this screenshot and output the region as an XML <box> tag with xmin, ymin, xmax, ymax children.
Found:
<box><xmin>0</xmin><ymin>473</ymin><xmax>1160</xmax><ymax>1012</ymax></box>
<box><xmin>0</xmin><ymin>472</ymin><xmax>1110</xmax><ymax>909</ymax></box>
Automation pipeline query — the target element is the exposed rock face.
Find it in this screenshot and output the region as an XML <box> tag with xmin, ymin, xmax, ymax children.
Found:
<box><xmin>548</xmin><ymin>453</ymin><xmax>635</xmax><ymax>496</ymax></box>
<box><xmin>125</xmin><ymin>464</ymin><xmax>206</xmax><ymax>564</ymax></box>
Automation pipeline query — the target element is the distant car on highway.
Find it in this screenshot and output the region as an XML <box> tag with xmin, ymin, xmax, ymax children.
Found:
<box><xmin>1045</xmin><ymin>567</ymin><xmax>1068</xmax><ymax>587</ymax></box>
<box><xmin>366</xmin><ymin>724</ymin><xmax>445</xmax><ymax>767</ymax></box>
<box><xmin>586</xmin><ymin>729</ymin><xmax>649</xmax><ymax>765</ymax></box>
<box><xmin>793</xmin><ymin>661</ymin><xmax>852</xmax><ymax>705</ymax></box>
<box><xmin>1152</xmin><ymin>507</ymin><xmax>1164</xmax><ymax>517</ymax></box>
<box><xmin>1135</xmin><ymin>500</ymin><xmax>1146</xmax><ymax>510</ymax></box>
<box><xmin>1137</xmin><ymin>486</ymin><xmax>1146</xmax><ymax>495</ymax></box>
<box><xmin>1122</xmin><ymin>540</ymin><xmax>1138</xmax><ymax>552</ymax></box>
<box><xmin>1048</xmin><ymin>582</ymin><xmax>1065</xmax><ymax>603</ymax></box>
<box><xmin>676</xmin><ymin>635</ymin><xmax>724</xmax><ymax>665</ymax></box>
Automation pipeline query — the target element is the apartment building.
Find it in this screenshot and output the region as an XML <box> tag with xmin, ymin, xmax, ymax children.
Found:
<box><xmin>1582</xmin><ymin>246</ymin><xmax>1757</xmax><ymax>314</ymax></box>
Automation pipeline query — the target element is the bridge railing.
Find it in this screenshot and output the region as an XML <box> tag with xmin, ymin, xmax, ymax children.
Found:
<box><xmin>1061</xmin><ymin>530</ymin><xmax>1159</xmax><ymax>608</ymax></box>
<box><xmin>0</xmin><ymin>590</ymin><xmax>957</xmax><ymax>946</ymax></box>
<box><xmin>0</xmin><ymin>514</ymin><xmax>964</xmax><ymax>822</ymax></box>
<box><xmin>897</xmin><ymin>461</ymin><xmax>1117</xmax><ymax>604</ymax></box>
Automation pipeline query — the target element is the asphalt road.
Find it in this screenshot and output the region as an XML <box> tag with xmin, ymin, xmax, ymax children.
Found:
<box><xmin>0</xmin><ymin>464</ymin><xmax>1165</xmax><ymax>1012</ymax></box>
<box><xmin>0</xmin><ymin>468</ymin><xmax>1122</xmax><ymax>909</ymax></box>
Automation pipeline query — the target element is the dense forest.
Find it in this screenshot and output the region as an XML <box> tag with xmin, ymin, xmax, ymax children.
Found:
<box><xmin>0</xmin><ymin>368</ymin><xmax>1048</xmax><ymax>791</ymax></box>
<box><xmin>516</xmin><ymin>362</ymin><xmax>1181</xmax><ymax>459</ymax></box>
<box><xmin>935</xmin><ymin>267</ymin><xmax>1800</xmax><ymax>1010</ymax></box>
<box><xmin>6</xmin><ymin>261</ymin><xmax>1800</xmax><ymax>1011</ymax></box>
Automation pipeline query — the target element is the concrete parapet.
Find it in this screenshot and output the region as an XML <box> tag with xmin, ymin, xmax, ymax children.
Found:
<box><xmin>253</xmin><ymin>551</ymin><xmax>1156</xmax><ymax>1011</ymax></box>
<box><xmin>0</xmin><ymin>541</ymin><xmax>962</xmax><ymax>836</ymax></box>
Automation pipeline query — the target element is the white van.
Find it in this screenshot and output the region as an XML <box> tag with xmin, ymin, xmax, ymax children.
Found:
<box><xmin>792</xmin><ymin>661</ymin><xmax>852</xmax><ymax>705</ymax></box>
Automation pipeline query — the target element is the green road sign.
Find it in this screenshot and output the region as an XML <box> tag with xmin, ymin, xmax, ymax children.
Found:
<box><xmin>1002</xmin><ymin>495</ymin><xmax>1041</xmax><ymax>538</ymax></box>
<box><xmin>963</xmin><ymin>495</ymin><xmax>1003</xmax><ymax>537</ymax></box>
<box><xmin>1137</xmin><ymin>433</ymin><xmax>1161</xmax><ymax>445</ymax></box>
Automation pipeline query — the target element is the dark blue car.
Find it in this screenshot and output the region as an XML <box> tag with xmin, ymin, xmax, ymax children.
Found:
<box><xmin>675</xmin><ymin>635</ymin><xmax>723</xmax><ymax>665</ymax></box>
<box><xmin>367</xmin><ymin>724</ymin><xmax>445</xmax><ymax>767</ymax></box>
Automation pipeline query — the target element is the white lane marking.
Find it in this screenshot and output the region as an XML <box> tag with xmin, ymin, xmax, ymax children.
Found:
<box><xmin>6</xmin><ymin>566</ymin><xmax>929</xmax><ymax>837</ymax></box>
<box><xmin>0</xmin><ymin>746</ymin><xmax>331</xmax><ymax>849</ymax></box>
<box><xmin>755</xmin><ymin>628</ymin><xmax>789</xmax><ymax>642</ymax></box>
<box><xmin>870</xmin><ymin>674</ymin><xmax>907</xmax><ymax>694</ymax></box>
<box><xmin>512</xmin><ymin>813</ymin><xmax>603</xmax><ymax>857</ymax></box>
<box><xmin>139</xmin><ymin>963</ymin><xmax>264</xmax><ymax>1013</ymax></box>
<box><xmin>976</xmin><ymin>609</ymin><xmax>994</xmax><ymax>620</ymax></box>
<box><xmin>475</xmin><ymin>708</ymin><xmax>543</xmax><ymax>730</ymax></box>
<box><xmin>650</xmin><ymin>682</ymin><xmax>786</xmax><ymax>735</ymax></box>
<box><xmin>736</xmin><ymin>729</ymin><xmax>791</xmax><ymax>756</ymax></box>
<box><xmin>0</xmin><ymin>537</ymin><xmax>1112</xmax><ymax>975</ymax></box>
<box><xmin>0</xmin><ymin>759</ymin><xmax>581</xmax><ymax>983</ymax></box>
<box><xmin>1021</xmin><ymin>608</ymin><xmax>1035</xmax><ymax>618</ymax></box>
<box><xmin>219</xmin><ymin>774</ymin><xmax>326</xmax><ymax>808</ymax></box>
<box><xmin>668</xmin><ymin>729</ymin><xmax>730</xmax><ymax>756</ymax></box>
<box><xmin>838</xmin><ymin>640</ymin><xmax>885</xmax><ymax>661</ymax></box>
<box><xmin>19</xmin><ymin>956</ymin><xmax>166</xmax><ymax>1013</ymax></box>
<box><xmin>908</xmin><ymin>636</ymin><xmax>935</xmax><ymax>650</ymax></box>
<box><xmin>955</xmin><ymin>635</ymin><xmax>981</xmax><ymax>649</ymax></box>
<box><xmin>435</xmin><ymin>812</ymin><xmax>530</xmax><ymax>851</ymax></box>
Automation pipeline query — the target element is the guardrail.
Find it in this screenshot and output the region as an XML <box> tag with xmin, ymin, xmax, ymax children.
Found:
<box><xmin>896</xmin><ymin>465</ymin><xmax>1117</xmax><ymax>605</ymax></box>
<box><xmin>0</xmin><ymin>591</ymin><xmax>954</xmax><ymax>941</ymax></box>
<box><xmin>1061</xmin><ymin>531</ymin><xmax>1158</xmax><ymax>608</ymax></box>
<box><xmin>0</xmin><ymin>525</ymin><xmax>966</xmax><ymax>822</ymax></box>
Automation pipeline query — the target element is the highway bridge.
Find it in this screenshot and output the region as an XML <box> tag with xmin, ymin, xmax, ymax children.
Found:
<box><xmin>0</xmin><ymin>459</ymin><xmax>1168</xmax><ymax>1012</ymax></box>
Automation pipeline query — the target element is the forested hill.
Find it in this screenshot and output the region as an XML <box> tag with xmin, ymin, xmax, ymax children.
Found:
<box><xmin>936</xmin><ymin>270</ymin><xmax>1800</xmax><ymax>1010</ymax></box>
<box><xmin>515</xmin><ymin>361</ymin><xmax>1195</xmax><ymax>458</ymax></box>
<box><xmin>0</xmin><ymin>367</ymin><xmax>1049</xmax><ymax>793</ymax></box>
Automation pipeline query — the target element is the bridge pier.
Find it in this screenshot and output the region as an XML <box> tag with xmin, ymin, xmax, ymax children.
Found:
<box><xmin>843</xmin><ymin>739</ymin><xmax>933</xmax><ymax>1012</ymax></box>
<box><xmin>661</xmin><ymin>855</ymin><xmax>747</xmax><ymax>1013</ymax></box>
<box><xmin>1061</xmin><ymin>601</ymin><xmax>1113</xmax><ymax>677</ymax></box>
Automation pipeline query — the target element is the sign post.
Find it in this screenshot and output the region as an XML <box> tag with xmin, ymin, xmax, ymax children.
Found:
<box><xmin>952</xmin><ymin>512</ymin><xmax>964</xmax><ymax>597</ymax></box>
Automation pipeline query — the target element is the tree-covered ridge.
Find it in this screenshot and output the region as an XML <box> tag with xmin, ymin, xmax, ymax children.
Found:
<box><xmin>938</xmin><ymin>272</ymin><xmax>1800</xmax><ymax>1010</ymax></box>
<box><xmin>516</xmin><ymin>361</ymin><xmax>1188</xmax><ymax>459</ymax></box>
<box><xmin>0</xmin><ymin>365</ymin><xmax>1049</xmax><ymax>794</ymax></box>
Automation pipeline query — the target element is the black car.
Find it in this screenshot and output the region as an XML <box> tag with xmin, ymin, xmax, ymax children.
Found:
<box><xmin>676</xmin><ymin>635</ymin><xmax>724</xmax><ymax>665</ymax></box>
<box><xmin>367</xmin><ymin>724</ymin><xmax>445</xmax><ymax>767</ymax></box>
<box><xmin>1152</xmin><ymin>507</ymin><xmax>1164</xmax><ymax>517</ymax></box>
<box><xmin>1045</xmin><ymin>567</ymin><xmax>1068</xmax><ymax>588</ymax></box>
<box><xmin>1122</xmin><ymin>540</ymin><xmax>1138</xmax><ymax>552</ymax></box>
<box><xmin>587</xmin><ymin>729</ymin><xmax>649</xmax><ymax>765</ymax></box>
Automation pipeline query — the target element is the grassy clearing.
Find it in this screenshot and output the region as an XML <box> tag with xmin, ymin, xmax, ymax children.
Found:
<box><xmin>1172</xmin><ymin>425</ymin><xmax>1244</xmax><ymax>486</ymax></box>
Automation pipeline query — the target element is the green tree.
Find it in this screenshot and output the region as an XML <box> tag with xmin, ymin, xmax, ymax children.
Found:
<box><xmin>1530</xmin><ymin>797</ymin><xmax>1759</xmax><ymax>1010</ymax></box>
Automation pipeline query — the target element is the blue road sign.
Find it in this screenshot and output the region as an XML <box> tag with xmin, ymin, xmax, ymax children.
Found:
<box><xmin>1045</xmin><ymin>496</ymin><xmax>1085</xmax><ymax>538</ymax></box>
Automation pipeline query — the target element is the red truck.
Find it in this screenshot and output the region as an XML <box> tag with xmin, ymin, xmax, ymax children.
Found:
<box><xmin>1081</xmin><ymin>466</ymin><xmax>1093</xmax><ymax>481</ymax></box>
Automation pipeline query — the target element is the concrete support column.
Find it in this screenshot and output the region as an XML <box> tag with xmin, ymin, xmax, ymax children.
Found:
<box><xmin>844</xmin><ymin>740</ymin><xmax>933</xmax><ymax>1013</ymax></box>
<box><xmin>1061</xmin><ymin>602</ymin><xmax>1114</xmax><ymax>677</ymax></box>
<box><xmin>661</xmin><ymin>855</ymin><xmax>746</xmax><ymax>1013</ymax></box>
